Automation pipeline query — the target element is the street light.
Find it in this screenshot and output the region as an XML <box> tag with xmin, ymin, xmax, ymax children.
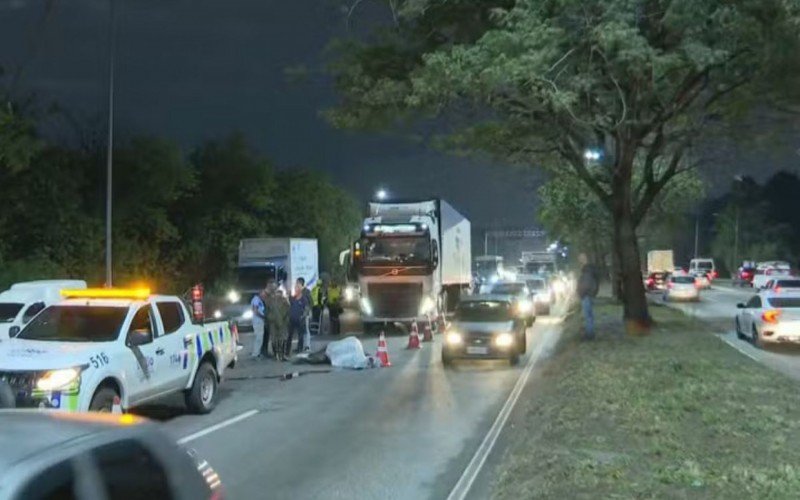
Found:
<box><xmin>376</xmin><ymin>189</ymin><xmax>388</xmax><ymax>201</ymax></box>
<box><xmin>104</xmin><ymin>0</ymin><xmax>118</xmax><ymax>287</ymax></box>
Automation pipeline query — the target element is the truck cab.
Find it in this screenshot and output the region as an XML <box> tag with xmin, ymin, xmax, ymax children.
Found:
<box><xmin>0</xmin><ymin>288</ymin><xmax>236</xmax><ymax>414</ymax></box>
<box><xmin>353</xmin><ymin>199</ymin><xmax>471</xmax><ymax>331</ymax></box>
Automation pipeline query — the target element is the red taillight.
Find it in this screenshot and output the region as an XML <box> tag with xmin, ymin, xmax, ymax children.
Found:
<box><xmin>775</xmin><ymin>286</ymin><xmax>782</xmax><ymax>293</ymax></box>
<box><xmin>762</xmin><ymin>309</ymin><xmax>781</xmax><ymax>324</ymax></box>
<box><xmin>647</xmin><ymin>278</ymin><xmax>654</xmax><ymax>285</ymax></box>
<box><xmin>668</xmin><ymin>282</ymin><xmax>674</xmax><ymax>289</ymax></box>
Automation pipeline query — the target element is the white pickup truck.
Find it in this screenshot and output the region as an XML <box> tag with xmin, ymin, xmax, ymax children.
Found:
<box><xmin>0</xmin><ymin>288</ymin><xmax>237</xmax><ymax>414</ymax></box>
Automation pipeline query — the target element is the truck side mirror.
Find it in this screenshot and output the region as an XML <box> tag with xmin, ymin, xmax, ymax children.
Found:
<box><xmin>127</xmin><ymin>329</ymin><xmax>153</xmax><ymax>347</ymax></box>
<box><xmin>431</xmin><ymin>241</ymin><xmax>439</xmax><ymax>269</ymax></box>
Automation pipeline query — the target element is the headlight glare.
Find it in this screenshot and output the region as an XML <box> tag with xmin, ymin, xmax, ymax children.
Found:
<box><xmin>419</xmin><ymin>296</ymin><xmax>436</xmax><ymax>315</ymax></box>
<box><xmin>344</xmin><ymin>286</ymin><xmax>355</xmax><ymax>302</ymax></box>
<box><xmin>213</xmin><ymin>310</ymin><xmax>223</xmax><ymax>319</ymax></box>
<box><xmin>242</xmin><ymin>310</ymin><xmax>254</xmax><ymax>320</ymax></box>
<box><xmin>495</xmin><ymin>333</ymin><xmax>514</xmax><ymax>347</ymax></box>
<box><xmin>446</xmin><ymin>332</ymin><xmax>463</xmax><ymax>345</ymax></box>
<box><xmin>227</xmin><ymin>290</ymin><xmax>240</xmax><ymax>303</ymax></box>
<box><xmin>36</xmin><ymin>368</ymin><xmax>80</xmax><ymax>391</ymax></box>
<box><xmin>360</xmin><ymin>297</ymin><xmax>373</xmax><ymax>316</ymax></box>
<box><xmin>517</xmin><ymin>299</ymin><xmax>532</xmax><ymax>313</ymax></box>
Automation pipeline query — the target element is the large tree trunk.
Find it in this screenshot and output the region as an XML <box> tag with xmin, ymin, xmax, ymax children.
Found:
<box><xmin>611</xmin><ymin>143</ymin><xmax>651</xmax><ymax>334</ymax></box>
<box><xmin>610</xmin><ymin>242</ymin><xmax>623</xmax><ymax>301</ymax></box>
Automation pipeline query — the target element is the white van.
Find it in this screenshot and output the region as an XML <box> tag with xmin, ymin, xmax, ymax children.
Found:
<box><xmin>0</xmin><ymin>280</ymin><xmax>87</xmax><ymax>341</ymax></box>
<box><xmin>689</xmin><ymin>258</ymin><xmax>717</xmax><ymax>280</ymax></box>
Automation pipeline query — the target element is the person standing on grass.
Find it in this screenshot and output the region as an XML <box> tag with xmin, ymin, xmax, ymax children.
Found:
<box><xmin>577</xmin><ymin>253</ymin><xmax>599</xmax><ymax>340</ymax></box>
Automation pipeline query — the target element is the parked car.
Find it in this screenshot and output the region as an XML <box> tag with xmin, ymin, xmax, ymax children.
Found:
<box><xmin>0</xmin><ymin>410</ymin><xmax>222</xmax><ymax>500</ymax></box>
<box><xmin>442</xmin><ymin>295</ymin><xmax>527</xmax><ymax>366</ymax></box>
<box><xmin>663</xmin><ymin>274</ymin><xmax>700</xmax><ymax>302</ymax></box>
<box><xmin>735</xmin><ymin>291</ymin><xmax>800</xmax><ymax>347</ymax></box>
<box><xmin>0</xmin><ymin>280</ymin><xmax>87</xmax><ymax>341</ymax></box>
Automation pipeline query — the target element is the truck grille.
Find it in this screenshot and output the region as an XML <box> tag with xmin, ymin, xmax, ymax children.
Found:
<box><xmin>367</xmin><ymin>283</ymin><xmax>423</xmax><ymax>318</ymax></box>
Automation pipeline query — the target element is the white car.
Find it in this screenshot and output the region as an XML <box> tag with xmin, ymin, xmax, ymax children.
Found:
<box><xmin>759</xmin><ymin>278</ymin><xmax>800</xmax><ymax>294</ymax></box>
<box><xmin>0</xmin><ymin>288</ymin><xmax>237</xmax><ymax>414</ymax></box>
<box><xmin>522</xmin><ymin>276</ymin><xmax>553</xmax><ymax>314</ymax></box>
<box><xmin>735</xmin><ymin>291</ymin><xmax>800</xmax><ymax>347</ymax></box>
<box><xmin>692</xmin><ymin>272</ymin><xmax>711</xmax><ymax>289</ymax></box>
<box><xmin>752</xmin><ymin>261</ymin><xmax>792</xmax><ymax>289</ymax></box>
<box><xmin>0</xmin><ymin>280</ymin><xmax>87</xmax><ymax>341</ymax></box>
<box><xmin>663</xmin><ymin>274</ymin><xmax>700</xmax><ymax>302</ymax></box>
<box><xmin>486</xmin><ymin>281</ymin><xmax>535</xmax><ymax>325</ymax></box>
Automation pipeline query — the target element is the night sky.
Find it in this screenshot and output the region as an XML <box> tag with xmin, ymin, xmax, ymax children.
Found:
<box><xmin>0</xmin><ymin>0</ymin><xmax>797</xmax><ymax>228</ymax></box>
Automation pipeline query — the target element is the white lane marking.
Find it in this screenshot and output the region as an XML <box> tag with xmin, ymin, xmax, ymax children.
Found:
<box><xmin>176</xmin><ymin>409</ymin><xmax>259</xmax><ymax>445</ymax></box>
<box><xmin>717</xmin><ymin>334</ymin><xmax>759</xmax><ymax>362</ymax></box>
<box><xmin>447</xmin><ymin>329</ymin><xmax>548</xmax><ymax>500</ymax></box>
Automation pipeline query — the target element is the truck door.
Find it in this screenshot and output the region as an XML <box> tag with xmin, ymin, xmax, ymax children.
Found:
<box><xmin>153</xmin><ymin>300</ymin><xmax>193</xmax><ymax>391</ymax></box>
<box><xmin>123</xmin><ymin>304</ymin><xmax>164</xmax><ymax>404</ymax></box>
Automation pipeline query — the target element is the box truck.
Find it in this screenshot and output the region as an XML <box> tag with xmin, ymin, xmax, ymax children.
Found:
<box><xmin>216</xmin><ymin>238</ymin><xmax>318</xmax><ymax>330</ymax></box>
<box><xmin>350</xmin><ymin>199</ymin><xmax>471</xmax><ymax>331</ymax></box>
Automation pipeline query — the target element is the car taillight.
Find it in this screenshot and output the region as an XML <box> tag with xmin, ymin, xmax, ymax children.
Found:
<box><xmin>668</xmin><ymin>282</ymin><xmax>674</xmax><ymax>289</ymax></box>
<box><xmin>762</xmin><ymin>309</ymin><xmax>782</xmax><ymax>324</ymax></box>
<box><xmin>775</xmin><ymin>286</ymin><xmax>782</xmax><ymax>293</ymax></box>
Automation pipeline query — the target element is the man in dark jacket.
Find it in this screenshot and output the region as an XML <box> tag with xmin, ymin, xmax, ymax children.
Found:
<box><xmin>577</xmin><ymin>253</ymin><xmax>599</xmax><ymax>339</ymax></box>
<box><xmin>288</xmin><ymin>278</ymin><xmax>311</xmax><ymax>355</ymax></box>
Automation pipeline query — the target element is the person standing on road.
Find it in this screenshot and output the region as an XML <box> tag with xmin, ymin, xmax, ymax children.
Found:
<box><xmin>261</xmin><ymin>281</ymin><xmax>274</xmax><ymax>358</ymax></box>
<box><xmin>266</xmin><ymin>284</ymin><xmax>290</xmax><ymax>361</ymax></box>
<box><xmin>327</xmin><ymin>278</ymin><xmax>343</xmax><ymax>336</ymax></box>
<box><xmin>577</xmin><ymin>253</ymin><xmax>599</xmax><ymax>340</ymax></box>
<box><xmin>298</xmin><ymin>277</ymin><xmax>313</xmax><ymax>350</ymax></box>
<box><xmin>250</xmin><ymin>289</ymin><xmax>268</xmax><ymax>358</ymax></box>
<box><xmin>288</xmin><ymin>279</ymin><xmax>311</xmax><ymax>355</ymax></box>
<box><xmin>311</xmin><ymin>273</ymin><xmax>330</xmax><ymax>335</ymax></box>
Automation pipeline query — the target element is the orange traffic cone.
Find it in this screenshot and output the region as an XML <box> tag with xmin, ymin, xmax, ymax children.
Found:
<box><xmin>377</xmin><ymin>331</ymin><xmax>392</xmax><ymax>367</ymax></box>
<box><xmin>423</xmin><ymin>317</ymin><xmax>433</xmax><ymax>342</ymax></box>
<box><xmin>406</xmin><ymin>321</ymin><xmax>421</xmax><ymax>349</ymax></box>
<box><xmin>111</xmin><ymin>395</ymin><xmax>122</xmax><ymax>414</ymax></box>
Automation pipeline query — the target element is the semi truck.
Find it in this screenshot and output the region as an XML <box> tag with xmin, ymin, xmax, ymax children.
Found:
<box><xmin>217</xmin><ymin>238</ymin><xmax>319</xmax><ymax>329</ymax></box>
<box><xmin>350</xmin><ymin>199</ymin><xmax>471</xmax><ymax>331</ymax></box>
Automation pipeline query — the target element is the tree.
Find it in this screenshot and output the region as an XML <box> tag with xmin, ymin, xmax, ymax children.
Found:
<box><xmin>328</xmin><ymin>0</ymin><xmax>800</xmax><ymax>331</ymax></box>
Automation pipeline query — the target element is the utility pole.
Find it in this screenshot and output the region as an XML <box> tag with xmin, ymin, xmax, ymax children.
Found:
<box><xmin>733</xmin><ymin>206</ymin><xmax>740</xmax><ymax>271</ymax></box>
<box><xmin>104</xmin><ymin>0</ymin><xmax>117</xmax><ymax>287</ymax></box>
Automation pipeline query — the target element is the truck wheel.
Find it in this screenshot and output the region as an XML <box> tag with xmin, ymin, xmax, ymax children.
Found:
<box><xmin>186</xmin><ymin>362</ymin><xmax>218</xmax><ymax>414</ymax></box>
<box><xmin>0</xmin><ymin>381</ymin><xmax>15</xmax><ymax>408</ymax></box>
<box><xmin>442</xmin><ymin>350</ymin><xmax>453</xmax><ymax>368</ymax></box>
<box><xmin>89</xmin><ymin>386</ymin><xmax>119</xmax><ymax>413</ymax></box>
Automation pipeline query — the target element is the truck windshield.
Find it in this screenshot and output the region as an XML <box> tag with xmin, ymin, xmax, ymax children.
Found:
<box><xmin>524</xmin><ymin>262</ymin><xmax>555</xmax><ymax>274</ymax></box>
<box><xmin>17</xmin><ymin>306</ymin><xmax>128</xmax><ymax>342</ymax></box>
<box><xmin>456</xmin><ymin>301</ymin><xmax>514</xmax><ymax>322</ymax></box>
<box><xmin>237</xmin><ymin>265</ymin><xmax>277</xmax><ymax>292</ymax></box>
<box><xmin>475</xmin><ymin>261</ymin><xmax>500</xmax><ymax>274</ymax></box>
<box><xmin>526</xmin><ymin>280</ymin><xmax>546</xmax><ymax>291</ymax></box>
<box><xmin>490</xmin><ymin>283</ymin><xmax>527</xmax><ymax>295</ymax></box>
<box><xmin>362</xmin><ymin>236</ymin><xmax>430</xmax><ymax>265</ymax></box>
<box><xmin>0</xmin><ymin>303</ymin><xmax>23</xmax><ymax>323</ymax></box>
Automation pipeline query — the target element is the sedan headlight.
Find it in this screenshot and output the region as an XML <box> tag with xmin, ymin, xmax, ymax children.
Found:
<box><xmin>36</xmin><ymin>368</ymin><xmax>80</xmax><ymax>391</ymax></box>
<box><xmin>227</xmin><ymin>290</ymin><xmax>241</xmax><ymax>303</ymax></box>
<box><xmin>419</xmin><ymin>296</ymin><xmax>436</xmax><ymax>315</ymax></box>
<box><xmin>242</xmin><ymin>310</ymin><xmax>254</xmax><ymax>320</ymax></box>
<box><xmin>213</xmin><ymin>309</ymin><xmax>223</xmax><ymax>319</ymax></box>
<box><xmin>446</xmin><ymin>332</ymin><xmax>463</xmax><ymax>345</ymax></box>
<box><xmin>517</xmin><ymin>299</ymin><xmax>532</xmax><ymax>314</ymax></box>
<box><xmin>495</xmin><ymin>333</ymin><xmax>515</xmax><ymax>347</ymax></box>
<box><xmin>360</xmin><ymin>297</ymin><xmax>373</xmax><ymax>316</ymax></box>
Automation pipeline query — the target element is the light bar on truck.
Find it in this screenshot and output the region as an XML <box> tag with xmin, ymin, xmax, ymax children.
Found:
<box><xmin>61</xmin><ymin>288</ymin><xmax>151</xmax><ymax>300</ymax></box>
<box><xmin>366</xmin><ymin>224</ymin><xmax>425</xmax><ymax>234</ymax></box>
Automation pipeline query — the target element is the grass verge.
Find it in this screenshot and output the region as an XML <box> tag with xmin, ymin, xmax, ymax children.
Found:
<box><xmin>493</xmin><ymin>299</ymin><xmax>800</xmax><ymax>499</ymax></box>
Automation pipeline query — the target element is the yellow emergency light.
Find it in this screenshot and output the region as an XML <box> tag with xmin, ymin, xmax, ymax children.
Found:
<box><xmin>61</xmin><ymin>288</ymin><xmax>151</xmax><ymax>300</ymax></box>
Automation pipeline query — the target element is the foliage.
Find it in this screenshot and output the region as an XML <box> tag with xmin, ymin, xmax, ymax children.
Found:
<box><xmin>329</xmin><ymin>0</ymin><xmax>800</xmax><ymax>322</ymax></box>
<box><xmin>0</xmin><ymin>128</ymin><xmax>362</xmax><ymax>292</ymax></box>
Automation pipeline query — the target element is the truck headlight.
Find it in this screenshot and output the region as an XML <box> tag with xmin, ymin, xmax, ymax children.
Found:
<box><xmin>227</xmin><ymin>290</ymin><xmax>241</xmax><ymax>303</ymax></box>
<box><xmin>446</xmin><ymin>332</ymin><xmax>463</xmax><ymax>345</ymax></box>
<box><xmin>517</xmin><ymin>299</ymin><xmax>532</xmax><ymax>314</ymax></box>
<box><xmin>242</xmin><ymin>310</ymin><xmax>254</xmax><ymax>320</ymax></box>
<box><xmin>37</xmin><ymin>368</ymin><xmax>80</xmax><ymax>391</ymax></box>
<box><xmin>495</xmin><ymin>333</ymin><xmax>514</xmax><ymax>347</ymax></box>
<box><xmin>419</xmin><ymin>296</ymin><xmax>436</xmax><ymax>315</ymax></box>
<box><xmin>360</xmin><ymin>297</ymin><xmax>373</xmax><ymax>316</ymax></box>
<box><xmin>344</xmin><ymin>286</ymin><xmax>355</xmax><ymax>302</ymax></box>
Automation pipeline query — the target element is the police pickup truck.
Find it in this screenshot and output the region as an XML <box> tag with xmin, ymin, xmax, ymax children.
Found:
<box><xmin>0</xmin><ymin>288</ymin><xmax>237</xmax><ymax>414</ymax></box>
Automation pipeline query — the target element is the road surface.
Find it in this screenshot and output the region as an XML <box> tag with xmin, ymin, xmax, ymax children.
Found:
<box><xmin>132</xmin><ymin>310</ymin><xmax>564</xmax><ymax>499</ymax></box>
<box><xmin>654</xmin><ymin>281</ymin><xmax>800</xmax><ymax>382</ymax></box>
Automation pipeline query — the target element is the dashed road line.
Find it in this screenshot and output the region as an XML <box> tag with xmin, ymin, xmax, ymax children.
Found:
<box><xmin>177</xmin><ymin>409</ymin><xmax>259</xmax><ymax>445</ymax></box>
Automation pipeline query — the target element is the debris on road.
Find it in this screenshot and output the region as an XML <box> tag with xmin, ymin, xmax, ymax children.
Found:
<box><xmin>326</xmin><ymin>336</ymin><xmax>382</xmax><ymax>369</ymax></box>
